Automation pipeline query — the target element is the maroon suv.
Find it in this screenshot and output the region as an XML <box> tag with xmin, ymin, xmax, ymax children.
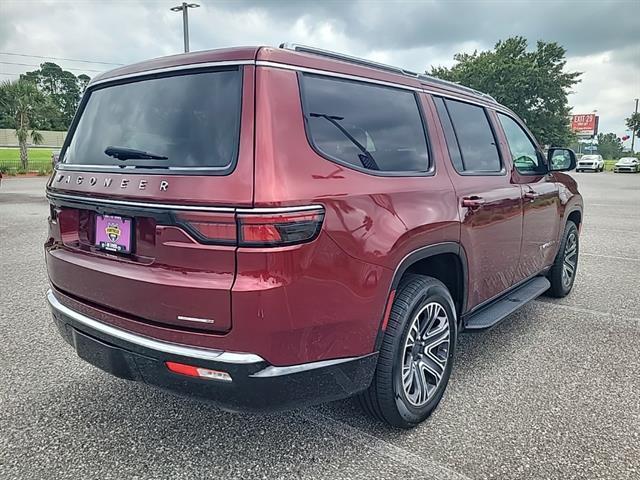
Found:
<box><xmin>45</xmin><ymin>45</ymin><xmax>582</xmax><ymax>428</ymax></box>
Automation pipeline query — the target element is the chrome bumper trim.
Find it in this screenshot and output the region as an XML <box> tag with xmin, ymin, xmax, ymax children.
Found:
<box><xmin>46</xmin><ymin>289</ymin><xmax>265</xmax><ymax>364</ymax></box>
<box><xmin>250</xmin><ymin>354</ymin><xmax>374</xmax><ymax>377</ymax></box>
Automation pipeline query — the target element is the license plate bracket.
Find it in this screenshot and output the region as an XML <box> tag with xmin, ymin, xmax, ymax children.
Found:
<box><xmin>95</xmin><ymin>214</ymin><xmax>133</xmax><ymax>254</ymax></box>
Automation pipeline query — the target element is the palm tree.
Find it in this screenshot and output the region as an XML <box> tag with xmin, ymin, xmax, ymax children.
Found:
<box><xmin>626</xmin><ymin>112</ymin><xmax>640</xmax><ymax>152</ymax></box>
<box><xmin>0</xmin><ymin>79</ymin><xmax>45</xmax><ymax>170</ymax></box>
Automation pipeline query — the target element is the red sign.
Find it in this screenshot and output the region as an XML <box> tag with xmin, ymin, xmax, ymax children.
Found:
<box><xmin>571</xmin><ymin>114</ymin><xmax>599</xmax><ymax>136</ymax></box>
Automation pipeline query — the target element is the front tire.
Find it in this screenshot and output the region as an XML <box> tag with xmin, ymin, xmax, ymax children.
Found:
<box><xmin>358</xmin><ymin>275</ymin><xmax>457</xmax><ymax>428</ymax></box>
<box><xmin>547</xmin><ymin>221</ymin><xmax>579</xmax><ymax>297</ymax></box>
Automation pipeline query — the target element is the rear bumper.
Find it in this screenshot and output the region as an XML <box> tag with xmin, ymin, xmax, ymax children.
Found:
<box><xmin>47</xmin><ymin>289</ymin><xmax>377</xmax><ymax>412</ymax></box>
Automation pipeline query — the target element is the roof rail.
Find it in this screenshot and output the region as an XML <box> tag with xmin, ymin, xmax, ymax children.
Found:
<box><xmin>279</xmin><ymin>43</ymin><xmax>496</xmax><ymax>103</ymax></box>
<box><xmin>279</xmin><ymin>43</ymin><xmax>421</xmax><ymax>77</ymax></box>
<box><xmin>417</xmin><ymin>73</ymin><xmax>496</xmax><ymax>102</ymax></box>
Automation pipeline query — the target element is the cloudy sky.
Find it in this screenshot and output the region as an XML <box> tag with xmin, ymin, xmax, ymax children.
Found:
<box><xmin>1</xmin><ymin>0</ymin><xmax>638</xmax><ymax>148</ymax></box>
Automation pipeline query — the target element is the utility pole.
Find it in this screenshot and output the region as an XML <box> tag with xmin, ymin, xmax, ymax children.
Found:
<box><xmin>591</xmin><ymin>109</ymin><xmax>598</xmax><ymax>154</ymax></box>
<box><xmin>632</xmin><ymin>98</ymin><xmax>639</xmax><ymax>153</ymax></box>
<box><xmin>170</xmin><ymin>3</ymin><xmax>200</xmax><ymax>53</ymax></box>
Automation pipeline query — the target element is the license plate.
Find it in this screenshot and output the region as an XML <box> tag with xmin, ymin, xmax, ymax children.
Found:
<box><xmin>95</xmin><ymin>214</ymin><xmax>133</xmax><ymax>253</ymax></box>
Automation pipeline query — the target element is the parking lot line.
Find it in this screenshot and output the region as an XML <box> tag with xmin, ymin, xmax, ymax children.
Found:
<box><xmin>581</xmin><ymin>252</ymin><xmax>640</xmax><ymax>262</ymax></box>
<box><xmin>533</xmin><ymin>300</ymin><xmax>640</xmax><ymax>328</ymax></box>
<box><xmin>299</xmin><ymin>409</ymin><xmax>473</xmax><ymax>480</ymax></box>
<box><xmin>588</xmin><ymin>203</ymin><xmax>640</xmax><ymax>208</ymax></box>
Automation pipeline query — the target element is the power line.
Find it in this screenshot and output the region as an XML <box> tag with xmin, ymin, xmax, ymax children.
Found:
<box><xmin>0</xmin><ymin>51</ymin><xmax>122</xmax><ymax>66</ymax></box>
<box><xmin>0</xmin><ymin>61</ymin><xmax>104</xmax><ymax>73</ymax></box>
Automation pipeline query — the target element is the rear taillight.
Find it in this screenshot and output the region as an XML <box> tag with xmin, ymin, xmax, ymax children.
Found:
<box><xmin>237</xmin><ymin>209</ymin><xmax>324</xmax><ymax>247</ymax></box>
<box><xmin>175</xmin><ymin>207</ymin><xmax>324</xmax><ymax>247</ymax></box>
<box><xmin>175</xmin><ymin>211</ymin><xmax>237</xmax><ymax>245</ymax></box>
<box><xmin>49</xmin><ymin>205</ymin><xmax>60</xmax><ymax>223</ymax></box>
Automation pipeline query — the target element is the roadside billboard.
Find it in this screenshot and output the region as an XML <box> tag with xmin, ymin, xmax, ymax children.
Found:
<box><xmin>571</xmin><ymin>114</ymin><xmax>599</xmax><ymax>137</ymax></box>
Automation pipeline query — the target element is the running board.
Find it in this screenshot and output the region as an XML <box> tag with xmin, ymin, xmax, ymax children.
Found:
<box><xmin>464</xmin><ymin>276</ymin><xmax>551</xmax><ymax>331</ymax></box>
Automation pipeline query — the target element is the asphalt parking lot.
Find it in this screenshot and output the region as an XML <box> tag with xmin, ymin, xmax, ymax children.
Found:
<box><xmin>1</xmin><ymin>172</ymin><xmax>638</xmax><ymax>480</ymax></box>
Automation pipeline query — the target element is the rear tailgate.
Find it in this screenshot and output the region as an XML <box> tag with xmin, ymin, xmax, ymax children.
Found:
<box><xmin>46</xmin><ymin>63</ymin><xmax>256</xmax><ymax>333</ymax></box>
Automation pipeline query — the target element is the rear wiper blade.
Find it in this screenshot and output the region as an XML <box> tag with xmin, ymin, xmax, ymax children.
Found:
<box><xmin>116</xmin><ymin>160</ymin><xmax>170</xmax><ymax>169</ymax></box>
<box><xmin>309</xmin><ymin>113</ymin><xmax>380</xmax><ymax>170</ymax></box>
<box><xmin>104</xmin><ymin>146</ymin><xmax>168</xmax><ymax>161</ymax></box>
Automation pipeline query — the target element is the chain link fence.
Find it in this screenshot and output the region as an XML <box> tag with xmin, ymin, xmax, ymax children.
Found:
<box><xmin>0</xmin><ymin>129</ymin><xmax>64</xmax><ymax>174</ymax></box>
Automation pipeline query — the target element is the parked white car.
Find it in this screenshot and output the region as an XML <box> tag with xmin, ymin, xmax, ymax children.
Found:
<box><xmin>576</xmin><ymin>154</ymin><xmax>604</xmax><ymax>172</ymax></box>
<box><xmin>613</xmin><ymin>157</ymin><xmax>639</xmax><ymax>173</ymax></box>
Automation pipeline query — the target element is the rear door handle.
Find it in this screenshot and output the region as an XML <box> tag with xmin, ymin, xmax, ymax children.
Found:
<box><xmin>462</xmin><ymin>196</ymin><xmax>485</xmax><ymax>209</ymax></box>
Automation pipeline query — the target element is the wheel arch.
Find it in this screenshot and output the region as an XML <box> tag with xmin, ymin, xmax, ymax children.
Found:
<box><xmin>566</xmin><ymin>209</ymin><xmax>582</xmax><ymax>231</ymax></box>
<box><xmin>373</xmin><ymin>242</ymin><xmax>468</xmax><ymax>351</ymax></box>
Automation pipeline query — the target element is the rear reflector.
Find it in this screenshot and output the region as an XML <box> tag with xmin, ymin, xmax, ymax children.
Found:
<box><xmin>175</xmin><ymin>207</ymin><xmax>324</xmax><ymax>247</ymax></box>
<box><xmin>381</xmin><ymin>290</ymin><xmax>396</xmax><ymax>331</ymax></box>
<box><xmin>165</xmin><ymin>361</ymin><xmax>232</xmax><ymax>382</ymax></box>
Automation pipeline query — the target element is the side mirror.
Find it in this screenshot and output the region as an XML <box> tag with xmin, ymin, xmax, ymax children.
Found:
<box><xmin>548</xmin><ymin>148</ymin><xmax>576</xmax><ymax>172</ymax></box>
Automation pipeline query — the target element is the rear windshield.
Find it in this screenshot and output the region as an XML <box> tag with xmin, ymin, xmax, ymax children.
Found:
<box><xmin>62</xmin><ymin>68</ymin><xmax>242</xmax><ymax>172</ymax></box>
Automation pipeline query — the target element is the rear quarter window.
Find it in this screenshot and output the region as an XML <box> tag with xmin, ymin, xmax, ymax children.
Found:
<box><xmin>61</xmin><ymin>67</ymin><xmax>242</xmax><ymax>173</ymax></box>
<box><xmin>299</xmin><ymin>73</ymin><xmax>430</xmax><ymax>174</ymax></box>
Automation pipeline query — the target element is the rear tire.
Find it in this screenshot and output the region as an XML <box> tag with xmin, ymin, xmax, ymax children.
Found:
<box><xmin>547</xmin><ymin>221</ymin><xmax>579</xmax><ymax>298</ymax></box>
<box><xmin>358</xmin><ymin>275</ymin><xmax>457</xmax><ymax>428</ymax></box>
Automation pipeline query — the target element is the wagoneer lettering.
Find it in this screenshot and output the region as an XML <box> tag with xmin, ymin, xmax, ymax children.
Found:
<box><xmin>54</xmin><ymin>174</ymin><xmax>168</xmax><ymax>192</ymax></box>
<box><xmin>45</xmin><ymin>44</ymin><xmax>583</xmax><ymax>428</ymax></box>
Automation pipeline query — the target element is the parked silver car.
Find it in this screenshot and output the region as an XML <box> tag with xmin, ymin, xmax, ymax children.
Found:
<box><xmin>576</xmin><ymin>154</ymin><xmax>604</xmax><ymax>172</ymax></box>
<box><xmin>614</xmin><ymin>157</ymin><xmax>639</xmax><ymax>173</ymax></box>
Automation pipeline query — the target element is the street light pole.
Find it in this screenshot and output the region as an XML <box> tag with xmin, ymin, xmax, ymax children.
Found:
<box><xmin>170</xmin><ymin>3</ymin><xmax>200</xmax><ymax>53</ymax></box>
<box><xmin>632</xmin><ymin>98</ymin><xmax>639</xmax><ymax>153</ymax></box>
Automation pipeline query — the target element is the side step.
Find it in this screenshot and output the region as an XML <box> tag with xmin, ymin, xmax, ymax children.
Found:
<box><xmin>464</xmin><ymin>276</ymin><xmax>551</xmax><ymax>331</ymax></box>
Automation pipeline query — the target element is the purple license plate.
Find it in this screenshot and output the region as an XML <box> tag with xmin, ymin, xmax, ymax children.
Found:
<box><xmin>95</xmin><ymin>215</ymin><xmax>132</xmax><ymax>253</ymax></box>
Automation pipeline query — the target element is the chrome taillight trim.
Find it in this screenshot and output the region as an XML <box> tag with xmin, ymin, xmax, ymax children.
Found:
<box><xmin>46</xmin><ymin>191</ymin><xmax>323</xmax><ymax>214</ymax></box>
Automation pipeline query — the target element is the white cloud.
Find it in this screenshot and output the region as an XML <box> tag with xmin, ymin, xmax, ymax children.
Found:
<box><xmin>567</xmin><ymin>52</ymin><xmax>640</xmax><ymax>149</ymax></box>
<box><xmin>0</xmin><ymin>0</ymin><xmax>638</xmax><ymax>147</ymax></box>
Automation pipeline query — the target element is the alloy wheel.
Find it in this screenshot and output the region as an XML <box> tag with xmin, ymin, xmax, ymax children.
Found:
<box><xmin>562</xmin><ymin>231</ymin><xmax>578</xmax><ymax>288</ymax></box>
<box><xmin>401</xmin><ymin>302</ymin><xmax>450</xmax><ymax>407</ymax></box>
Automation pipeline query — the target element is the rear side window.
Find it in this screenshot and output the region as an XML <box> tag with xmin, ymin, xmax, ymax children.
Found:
<box><xmin>437</xmin><ymin>98</ymin><xmax>502</xmax><ymax>173</ymax></box>
<box><xmin>300</xmin><ymin>74</ymin><xmax>429</xmax><ymax>173</ymax></box>
<box><xmin>62</xmin><ymin>68</ymin><xmax>242</xmax><ymax>172</ymax></box>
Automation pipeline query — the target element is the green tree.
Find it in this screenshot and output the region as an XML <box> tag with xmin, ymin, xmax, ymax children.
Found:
<box><xmin>596</xmin><ymin>133</ymin><xmax>623</xmax><ymax>159</ymax></box>
<box><xmin>0</xmin><ymin>79</ymin><xmax>45</xmax><ymax>170</ymax></box>
<box><xmin>429</xmin><ymin>37</ymin><xmax>581</xmax><ymax>146</ymax></box>
<box><xmin>626</xmin><ymin>112</ymin><xmax>640</xmax><ymax>146</ymax></box>
<box><xmin>21</xmin><ymin>62</ymin><xmax>89</xmax><ymax>130</ymax></box>
<box><xmin>626</xmin><ymin>112</ymin><xmax>640</xmax><ymax>132</ymax></box>
<box><xmin>77</xmin><ymin>74</ymin><xmax>91</xmax><ymax>93</ymax></box>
